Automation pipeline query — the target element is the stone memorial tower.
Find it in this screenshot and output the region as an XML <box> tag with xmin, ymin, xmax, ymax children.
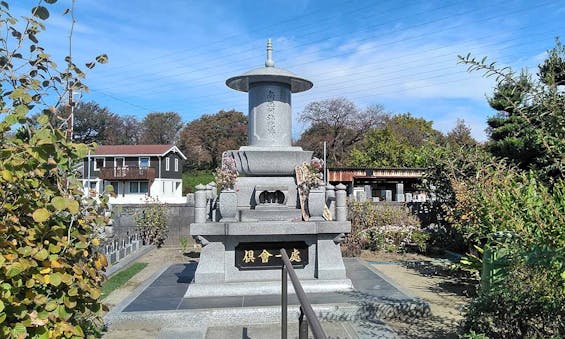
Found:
<box><xmin>186</xmin><ymin>40</ymin><xmax>352</xmax><ymax>298</ymax></box>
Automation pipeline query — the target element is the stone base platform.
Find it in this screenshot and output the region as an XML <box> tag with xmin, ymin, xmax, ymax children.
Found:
<box><xmin>104</xmin><ymin>259</ymin><xmax>430</xmax><ymax>335</ymax></box>
<box><xmin>189</xmin><ymin>221</ymin><xmax>352</xmax><ymax>298</ymax></box>
<box><xmin>185</xmin><ymin>278</ymin><xmax>353</xmax><ymax>298</ymax></box>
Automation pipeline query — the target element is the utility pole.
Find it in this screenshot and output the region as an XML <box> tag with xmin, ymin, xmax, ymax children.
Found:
<box><xmin>65</xmin><ymin>88</ymin><xmax>81</xmax><ymax>141</ymax></box>
<box><xmin>66</xmin><ymin>86</ymin><xmax>74</xmax><ymax>140</ymax></box>
<box><xmin>66</xmin><ymin>0</ymin><xmax>76</xmax><ymax>141</ymax></box>
<box><xmin>323</xmin><ymin>141</ymin><xmax>327</xmax><ymax>183</ymax></box>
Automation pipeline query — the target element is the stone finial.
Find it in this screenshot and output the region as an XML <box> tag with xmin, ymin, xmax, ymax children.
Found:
<box><xmin>265</xmin><ymin>38</ymin><xmax>275</xmax><ymax>68</ymax></box>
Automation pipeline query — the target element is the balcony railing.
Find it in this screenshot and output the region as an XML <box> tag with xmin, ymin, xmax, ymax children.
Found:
<box><xmin>99</xmin><ymin>166</ymin><xmax>156</xmax><ymax>180</ymax></box>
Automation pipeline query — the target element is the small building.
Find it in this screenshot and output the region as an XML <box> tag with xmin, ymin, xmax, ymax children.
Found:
<box><xmin>82</xmin><ymin>144</ymin><xmax>187</xmax><ymax>204</ymax></box>
<box><xmin>327</xmin><ymin>167</ymin><xmax>428</xmax><ymax>202</ymax></box>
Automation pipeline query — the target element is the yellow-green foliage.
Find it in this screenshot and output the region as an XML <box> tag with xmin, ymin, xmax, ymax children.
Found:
<box><xmin>1</xmin><ymin>2</ymin><xmax>109</xmax><ymax>337</ymax></box>
<box><xmin>135</xmin><ymin>198</ymin><xmax>169</xmax><ymax>248</ymax></box>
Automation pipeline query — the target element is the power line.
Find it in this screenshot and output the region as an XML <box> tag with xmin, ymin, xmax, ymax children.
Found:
<box><xmin>88</xmin><ymin>88</ymin><xmax>157</xmax><ymax>113</ymax></box>
<box><xmin>91</xmin><ymin>1</ymin><xmax>503</xmax><ymax>89</ymax></box>
<box><xmin>82</xmin><ymin>3</ymin><xmax>561</xmax><ymax>123</ymax></box>
<box><xmin>134</xmin><ymin>28</ymin><xmax>556</xmax><ymax>108</ymax></box>
<box><xmin>92</xmin><ymin>1</ymin><xmax>461</xmax><ymax>76</ymax></box>
<box><xmin>92</xmin><ymin>0</ymin><xmax>558</xmax><ymax>97</ymax></box>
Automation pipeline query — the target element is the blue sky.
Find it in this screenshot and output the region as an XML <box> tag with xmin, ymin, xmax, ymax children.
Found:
<box><xmin>13</xmin><ymin>0</ymin><xmax>565</xmax><ymax>141</ymax></box>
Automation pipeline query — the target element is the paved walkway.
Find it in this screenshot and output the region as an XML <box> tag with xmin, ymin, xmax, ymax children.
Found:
<box><xmin>105</xmin><ymin>258</ymin><xmax>429</xmax><ymax>338</ymax></box>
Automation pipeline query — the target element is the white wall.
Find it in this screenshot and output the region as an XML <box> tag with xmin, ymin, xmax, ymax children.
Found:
<box><xmin>82</xmin><ymin>178</ymin><xmax>186</xmax><ymax>204</ymax></box>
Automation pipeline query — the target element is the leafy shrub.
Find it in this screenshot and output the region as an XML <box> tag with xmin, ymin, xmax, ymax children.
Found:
<box><xmin>460</xmin><ymin>174</ymin><xmax>565</xmax><ymax>337</ymax></box>
<box><xmin>135</xmin><ymin>198</ymin><xmax>169</xmax><ymax>248</ymax></box>
<box><xmin>214</xmin><ymin>153</ymin><xmax>238</xmax><ymax>191</ymax></box>
<box><xmin>464</xmin><ymin>251</ymin><xmax>564</xmax><ymax>337</ymax></box>
<box><xmin>343</xmin><ymin>201</ymin><xmax>428</xmax><ymax>255</ymax></box>
<box><xmin>0</xmin><ymin>2</ymin><xmax>109</xmax><ymax>337</ymax></box>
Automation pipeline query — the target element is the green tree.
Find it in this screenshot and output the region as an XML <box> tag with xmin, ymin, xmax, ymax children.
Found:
<box><xmin>296</xmin><ymin>97</ymin><xmax>386</xmax><ymax>166</ymax></box>
<box><xmin>140</xmin><ymin>112</ymin><xmax>182</xmax><ymax>144</ymax></box>
<box><xmin>180</xmin><ymin>109</ymin><xmax>247</xmax><ymax>169</ymax></box>
<box><xmin>446</xmin><ymin>119</ymin><xmax>477</xmax><ymax>148</ymax></box>
<box><xmin>428</xmin><ymin>38</ymin><xmax>565</xmax><ymax>337</ymax></box>
<box><xmin>484</xmin><ymin>72</ymin><xmax>544</xmax><ymax>170</ymax></box>
<box><xmin>464</xmin><ymin>38</ymin><xmax>565</xmax><ymax>183</ymax></box>
<box><xmin>348</xmin><ymin>113</ymin><xmax>444</xmax><ymax>167</ymax></box>
<box><xmin>1</xmin><ymin>1</ymin><xmax>109</xmax><ymax>337</ymax></box>
<box><xmin>103</xmin><ymin>115</ymin><xmax>141</xmax><ymax>145</ymax></box>
<box><xmin>54</xmin><ymin>101</ymin><xmax>123</xmax><ymax>144</ymax></box>
<box><xmin>538</xmin><ymin>37</ymin><xmax>565</xmax><ymax>86</ymax></box>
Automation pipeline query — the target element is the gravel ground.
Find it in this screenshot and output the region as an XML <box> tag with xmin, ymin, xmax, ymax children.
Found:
<box><xmin>362</xmin><ymin>250</ymin><xmax>477</xmax><ymax>338</ymax></box>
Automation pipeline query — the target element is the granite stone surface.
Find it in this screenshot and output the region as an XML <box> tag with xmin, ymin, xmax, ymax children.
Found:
<box><xmin>123</xmin><ymin>259</ymin><xmax>426</xmax><ymax>314</ymax></box>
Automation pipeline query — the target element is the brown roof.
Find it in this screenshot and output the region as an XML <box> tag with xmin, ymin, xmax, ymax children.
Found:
<box><xmin>93</xmin><ymin>144</ymin><xmax>186</xmax><ymax>159</ymax></box>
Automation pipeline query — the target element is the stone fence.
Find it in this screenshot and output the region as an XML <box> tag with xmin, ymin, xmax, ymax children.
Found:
<box><xmin>101</xmin><ymin>226</ymin><xmax>144</xmax><ymax>266</ymax></box>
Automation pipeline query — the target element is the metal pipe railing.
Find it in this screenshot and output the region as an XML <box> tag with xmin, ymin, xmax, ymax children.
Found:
<box><xmin>280</xmin><ymin>249</ymin><xmax>327</xmax><ymax>339</ymax></box>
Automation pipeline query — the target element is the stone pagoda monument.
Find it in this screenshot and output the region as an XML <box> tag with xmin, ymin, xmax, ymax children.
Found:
<box><xmin>186</xmin><ymin>40</ymin><xmax>352</xmax><ymax>298</ymax></box>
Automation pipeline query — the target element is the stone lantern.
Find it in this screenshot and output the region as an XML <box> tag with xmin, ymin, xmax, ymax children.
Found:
<box><xmin>186</xmin><ymin>40</ymin><xmax>351</xmax><ymax>298</ymax></box>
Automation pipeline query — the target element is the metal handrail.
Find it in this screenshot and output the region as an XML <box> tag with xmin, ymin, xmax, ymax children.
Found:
<box><xmin>280</xmin><ymin>249</ymin><xmax>327</xmax><ymax>339</ymax></box>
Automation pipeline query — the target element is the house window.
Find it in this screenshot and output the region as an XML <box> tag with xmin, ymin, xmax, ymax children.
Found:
<box><xmin>109</xmin><ymin>181</ymin><xmax>120</xmax><ymax>194</ymax></box>
<box><xmin>129</xmin><ymin>182</ymin><xmax>139</xmax><ymax>193</ymax></box>
<box><xmin>139</xmin><ymin>181</ymin><xmax>148</xmax><ymax>193</ymax></box>
<box><xmin>93</xmin><ymin>158</ymin><xmax>104</xmax><ymax>171</ymax></box>
<box><xmin>175</xmin><ymin>158</ymin><xmax>179</xmax><ymax>172</ymax></box>
<box><xmin>115</xmin><ymin>157</ymin><xmax>124</xmax><ymax>168</ymax></box>
<box><xmin>139</xmin><ymin>157</ymin><xmax>150</xmax><ymax>168</ymax></box>
<box><xmin>128</xmin><ymin>181</ymin><xmax>149</xmax><ymax>194</ymax></box>
<box><xmin>165</xmin><ymin>157</ymin><xmax>170</xmax><ymax>171</ymax></box>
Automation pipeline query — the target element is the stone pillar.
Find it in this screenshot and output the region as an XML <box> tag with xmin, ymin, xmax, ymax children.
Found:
<box><xmin>335</xmin><ymin>183</ymin><xmax>347</xmax><ymax>222</ymax></box>
<box><xmin>364</xmin><ymin>185</ymin><xmax>372</xmax><ymax>201</ymax></box>
<box><xmin>248</xmin><ymin>82</ymin><xmax>292</xmax><ymax>147</ymax></box>
<box><xmin>396</xmin><ymin>183</ymin><xmax>405</xmax><ymax>202</ymax></box>
<box><xmin>385</xmin><ymin>190</ymin><xmax>392</xmax><ymax>202</ymax></box>
<box><xmin>195</xmin><ymin>184</ymin><xmax>207</xmax><ymax>223</ymax></box>
<box><xmin>325</xmin><ymin>183</ymin><xmax>335</xmax><ymax>221</ymax></box>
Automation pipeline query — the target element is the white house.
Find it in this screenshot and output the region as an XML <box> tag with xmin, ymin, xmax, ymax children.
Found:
<box><xmin>82</xmin><ymin>144</ymin><xmax>187</xmax><ymax>204</ymax></box>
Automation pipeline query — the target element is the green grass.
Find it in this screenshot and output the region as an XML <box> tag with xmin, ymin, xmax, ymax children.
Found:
<box><xmin>182</xmin><ymin>170</ymin><xmax>215</xmax><ymax>194</ymax></box>
<box><xmin>102</xmin><ymin>262</ymin><xmax>148</xmax><ymax>298</ymax></box>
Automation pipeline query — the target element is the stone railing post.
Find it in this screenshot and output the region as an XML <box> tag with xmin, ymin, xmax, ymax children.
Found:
<box><xmin>325</xmin><ymin>183</ymin><xmax>336</xmax><ymax>221</ymax></box>
<box><xmin>335</xmin><ymin>183</ymin><xmax>347</xmax><ymax>222</ymax></box>
<box><xmin>195</xmin><ymin>184</ymin><xmax>207</xmax><ymax>223</ymax></box>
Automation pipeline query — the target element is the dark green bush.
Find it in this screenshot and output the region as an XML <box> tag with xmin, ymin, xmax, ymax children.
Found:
<box><xmin>464</xmin><ymin>250</ymin><xmax>564</xmax><ymax>338</ymax></box>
